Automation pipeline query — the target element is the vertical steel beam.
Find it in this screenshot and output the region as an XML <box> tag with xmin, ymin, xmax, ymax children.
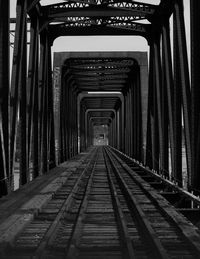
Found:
<box><xmin>10</xmin><ymin>0</ymin><xmax>28</xmax><ymax>186</ymax></box>
<box><xmin>174</xmin><ymin>0</ymin><xmax>191</xmax><ymax>185</ymax></box>
<box><xmin>129</xmin><ymin>89</ymin><xmax>132</xmax><ymax>157</ymax></box>
<box><xmin>190</xmin><ymin>0</ymin><xmax>200</xmax><ymax>190</ymax></box>
<box><xmin>118</xmin><ymin>107</ymin><xmax>121</xmax><ymax>151</ymax></box>
<box><xmin>145</xmin><ymin>85</ymin><xmax>153</xmax><ymax>168</ymax></box>
<box><xmin>27</xmin><ymin>16</ymin><xmax>39</xmax><ymax>178</ymax></box>
<box><xmin>72</xmin><ymin>90</ymin><xmax>75</xmax><ymax>153</ymax></box>
<box><xmin>147</xmin><ymin>41</ymin><xmax>159</xmax><ymax>171</ymax></box>
<box><xmin>38</xmin><ymin>30</ymin><xmax>48</xmax><ymax>174</ymax></box>
<box><xmin>162</xmin><ymin>20</ymin><xmax>175</xmax><ymax>178</ymax></box>
<box><xmin>128</xmin><ymin>90</ymin><xmax>131</xmax><ymax>156</ymax></box>
<box><xmin>152</xmin><ymin>45</ymin><xmax>159</xmax><ymax>171</ymax></box>
<box><xmin>80</xmin><ymin>104</ymin><xmax>85</xmax><ymax>152</ymax></box>
<box><xmin>117</xmin><ymin>109</ymin><xmax>120</xmax><ymax>149</ymax></box>
<box><xmin>72</xmin><ymin>92</ymin><xmax>75</xmax><ymax>154</ymax></box>
<box><xmin>129</xmin><ymin>88</ymin><xmax>133</xmax><ymax>157</ymax></box>
<box><xmin>173</xmin><ymin>12</ymin><xmax>182</xmax><ymax>185</ymax></box>
<box><xmin>69</xmin><ymin>88</ymin><xmax>72</xmax><ymax>156</ymax></box>
<box><xmin>43</xmin><ymin>39</ymin><xmax>50</xmax><ymax>172</ymax></box>
<box><xmin>0</xmin><ymin>0</ymin><xmax>9</xmax><ymax>195</ymax></box>
<box><xmin>75</xmin><ymin>91</ymin><xmax>78</xmax><ymax>155</ymax></box>
<box><xmin>60</xmin><ymin>73</ymin><xmax>67</xmax><ymax>161</ymax></box>
<box><xmin>146</xmin><ymin>44</ymin><xmax>154</xmax><ymax>168</ymax></box>
<box><xmin>19</xmin><ymin>5</ymin><xmax>28</xmax><ymax>185</ymax></box>
<box><xmin>136</xmin><ymin>70</ymin><xmax>142</xmax><ymax>161</ymax></box>
<box><xmin>133</xmin><ymin>84</ymin><xmax>137</xmax><ymax>158</ymax></box>
<box><xmin>47</xmin><ymin>44</ymin><xmax>56</xmax><ymax>168</ymax></box>
<box><xmin>121</xmin><ymin>96</ymin><xmax>125</xmax><ymax>152</ymax></box>
<box><xmin>153</xmin><ymin>37</ymin><xmax>165</xmax><ymax>173</ymax></box>
<box><xmin>32</xmin><ymin>25</ymin><xmax>39</xmax><ymax>178</ymax></box>
<box><xmin>64</xmin><ymin>76</ymin><xmax>69</xmax><ymax>159</ymax></box>
<box><xmin>53</xmin><ymin>65</ymin><xmax>61</xmax><ymax>164</ymax></box>
<box><xmin>124</xmin><ymin>92</ymin><xmax>127</xmax><ymax>153</ymax></box>
<box><xmin>161</xmin><ymin>28</ymin><xmax>169</xmax><ymax>176</ymax></box>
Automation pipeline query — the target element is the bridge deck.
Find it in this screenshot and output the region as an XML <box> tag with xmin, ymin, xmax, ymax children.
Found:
<box><xmin>0</xmin><ymin>147</ymin><xmax>200</xmax><ymax>258</ymax></box>
<box><xmin>0</xmin><ymin>151</ymin><xmax>90</xmax><ymax>244</ymax></box>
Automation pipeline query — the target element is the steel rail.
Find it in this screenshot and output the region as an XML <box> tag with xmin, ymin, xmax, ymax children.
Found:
<box><xmin>106</xmin><ymin>146</ymin><xmax>200</xmax><ymax>257</ymax></box>
<box><xmin>33</xmin><ymin>148</ymin><xmax>98</xmax><ymax>258</ymax></box>
<box><xmin>104</xmin><ymin>147</ymin><xmax>170</xmax><ymax>259</ymax></box>
<box><xmin>103</xmin><ymin>149</ymin><xmax>136</xmax><ymax>259</ymax></box>
<box><xmin>65</xmin><ymin>152</ymin><xmax>98</xmax><ymax>259</ymax></box>
<box><xmin>111</xmin><ymin>146</ymin><xmax>200</xmax><ymax>205</ymax></box>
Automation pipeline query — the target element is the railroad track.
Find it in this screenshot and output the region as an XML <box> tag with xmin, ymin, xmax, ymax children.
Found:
<box><xmin>104</xmin><ymin>146</ymin><xmax>200</xmax><ymax>259</ymax></box>
<box><xmin>2</xmin><ymin>146</ymin><xmax>200</xmax><ymax>258</ymax></box>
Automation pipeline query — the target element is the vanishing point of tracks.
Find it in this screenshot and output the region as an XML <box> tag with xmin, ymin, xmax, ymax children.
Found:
<box><xmin>2</xmin><ymin>146</ymin><xmax>200</xmax><ymax>259</ymax></box>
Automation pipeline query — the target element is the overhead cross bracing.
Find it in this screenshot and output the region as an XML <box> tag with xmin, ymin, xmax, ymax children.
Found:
<box><xmin>63</xmin><ymin>58</ymin><xmax>136</xmax><ymax>91</ymax></box>
<box><xmin>41</xmin><ymin>0</ymin><xmax>156</xmax><ymax>40</ymax></box>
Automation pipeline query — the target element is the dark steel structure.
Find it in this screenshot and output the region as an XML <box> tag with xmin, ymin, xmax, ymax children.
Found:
<box><xmin>0</xmin><ymin>0</ymin><xmax>199</xmax><ymax>198</ymax></box>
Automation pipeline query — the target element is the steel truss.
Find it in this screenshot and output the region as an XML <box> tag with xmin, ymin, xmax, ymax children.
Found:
<box><xmin>0</xmin><ymin>0</ymin><xmax>200</xmax><ymax>196</ymax></box>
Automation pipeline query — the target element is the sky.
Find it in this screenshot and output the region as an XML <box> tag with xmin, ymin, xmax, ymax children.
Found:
<box><xmin>10</xmin><ymin>0</ymin><xmax>190</xmax><ymax>61</ymax></box>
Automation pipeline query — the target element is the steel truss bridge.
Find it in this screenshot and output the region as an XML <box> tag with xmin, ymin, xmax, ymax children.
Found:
<box><xmin>0</xmin><ymin>1</ymin><xmax>200</xmax><ymax>201</ymax></box>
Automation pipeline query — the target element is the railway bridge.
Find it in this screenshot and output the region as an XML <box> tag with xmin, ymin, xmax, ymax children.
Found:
<box><xmin>1</xmin><ymin>0</ymin><xmax>200</xmax><ymax>258</ymax></box>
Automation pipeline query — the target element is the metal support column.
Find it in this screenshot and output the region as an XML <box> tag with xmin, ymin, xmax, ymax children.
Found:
<box><xmin>129</xmin><ymin>87</ymin><xmax>133</xmax><ymax>157</ymax></box>
<box><xmin>0</xmin><ymin>0</ymin><xmax>9</xmax><ymax>195</ymax></box>
<box><xmin>191</xmin><ymin>0</ymin><xmax>200</xmax><ymax>190</ymax></box>
<box><xmin>154</xmin><ymin>36</ymin><xmax>165</xmax><ymax>173</ymax></box>
<box><xmin>27</xmin><ymin>15</ymin><xmax>39</xmax><ymax>178</ymax></box>
<box><xmin>39</xmin><ymin>30</ymin><xmax>53</xmax><ymax>174</ymax></box>
<box><xmin>173</xmin><ymin>8</ymin><xmax>183</xmax><ymax>185</ymax></box>
<box><xmin>146</xmin><ymin>44</ymin><xmax>154</xmax><ymax>168</ymax></box>
<box><xmin>162</xmin><ymin>20</ymin><xmax>175</xmax><ymax>178</ymax></box>
<box><xmin>161</xmin><ymin>25</ymin><xmax>169</xmax><ymax>176</ymax></box>
<box><xmin>10</xmin><ymin>0</ymin><xmax>28</xmax><ymax>186</ymax></box>
<box><xmin>174</xmin><ymin>0</ymin><xmax>191</xmax><ymax>186</ymax></box>
<box><xmin>47</xmin><ymin>44</ymin><xmax>56</xmax><ymax>169</ymax></box>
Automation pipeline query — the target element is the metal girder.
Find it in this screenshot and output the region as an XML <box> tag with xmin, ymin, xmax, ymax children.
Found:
<box><xmin>22</xmin><ymin>1</ymin><xmax>156</xmax><ymax>40</ymax></box>
<box><xmin>75</xmin><ymin>79</ymin><xmax>126</xmax><ymax>85</ymax></box>
<box><xmin>90</xmin><ymin>116</ymin><xmax>112</xmax><ymax>121</ymax></box>
<box><xmin>46</xmin><ymin>8</ymin><xmax>147</xmax><ymax>19</ymax></box>
<box><xmin>49</xmin><ymin>22</ymin><xmax>149</xmax><ymax>40</ymax></box>
<box><xmin>73</xmin><ymin>74</ymin><xmax>128</xmax><ymax>80</ymax></box>
<box><xmin>39</xmin><ymin>0</ymin><xmax>156</xmax><ymax>38</ymax></box>
<box><xmin>68</xmin><ymin>59</ymin><xmax>135</xmax><ymax>68</ymax></box>
<box><xmin>44</xmin><ymin>1</ymin><xmax>156</xmax><ymax>16</ymax></box>
<box><xmin>77</xmin><ymin>85</ymin><xmax>124</xmax><ymax>90</ymax></box>
<box><xmin>71</xmin><ymin>68</ymin><xmax>131</xmax><ymax>75</ymax></box>
<box><xmin>64</xmin><ymin>58</ymin><xmax>135</xmax><ymax>93</ymax></box>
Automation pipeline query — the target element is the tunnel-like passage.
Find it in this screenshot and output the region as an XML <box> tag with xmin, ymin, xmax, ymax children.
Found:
<box><xmin>53</xmin><ymin>52</ymin><xmax>148</xmax><ymax>166</ymax></box>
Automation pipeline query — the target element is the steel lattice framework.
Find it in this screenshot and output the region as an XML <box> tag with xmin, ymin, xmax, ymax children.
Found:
<box><xmin>0</xmin><ymin>0</ymin><xmax>200</xmax><ymax>198</ymax></box>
